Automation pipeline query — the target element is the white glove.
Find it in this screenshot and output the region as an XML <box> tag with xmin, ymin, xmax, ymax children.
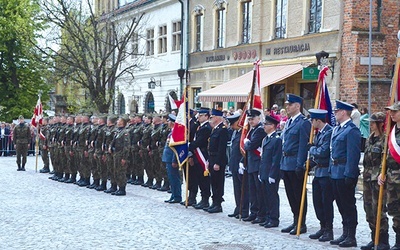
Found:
<box><xmin>238</xmin><ymin>163</ymin><xmax>245</xmax><ymax>175</ymax></box>
<box><xmin>258</xmin><ymin>175</ymin><xmax>262</xmax><ymax>182</ymax></box>
<box><xmin>269</xmin><ymin>177</ymin><xmax>275</xmax><ymax>184</ymax></box>
<box><xmin>244</xmin><ymin>138</ymin><xmax>250</xmax><ymax>144</ymax></box>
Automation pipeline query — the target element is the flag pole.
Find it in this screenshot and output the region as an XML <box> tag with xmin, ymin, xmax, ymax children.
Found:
<box><xmin>374</xmin><ymin>39</ymin><xmax>400</xmax><ymax>249</ymax></box>
<box><xmin>296</xmin><ymin>67</ymin><xmax>326</xmax><ymax>237</ymax></box>
<box><xmin>184</xmin><ymin>84</ymin><xmax>190</xmax><ymax>208</ymax></box>
<box><xmin>238</xmin><ymin>60</ymin><xmax>259</xmax><ymax>220</ymax></box>
<box><xmin>35</xmin><ymin>91</ymin><xmax>42</xmax><ymax>173</ymax></box>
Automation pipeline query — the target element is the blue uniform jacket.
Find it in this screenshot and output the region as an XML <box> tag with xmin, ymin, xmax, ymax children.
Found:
<box><xmin>309</xmin><ymin>124</ymin><xmax>332</xmax><ymax>177</ymax></box>
<box><xmin>329</xmin><ymin>121</ymin><xmax>361</xmax><ymax>179</ymax></box>
<box><xmin>162</xmin><ymin>133</ymin><xmax>177</xmax><ymax>164</ymax></box>
<box><xmin>208</xmin><ymin>122</ymin><xmax>229</xmax><ymax>167</ymax></box>
<box><xmin>228</xmin><ymin>129</ymin><xmax>243</xmax><ymax>173</ymax></box>
<box><xmin>244</xmin><ymin>123</ymin><xmax>267</xmax><ymax>174</ymax></box>
<box><xmin>259</xmin><ymin>131</ymin><xmax>282</xmax><ymax>181</ymax></box>
<box><xmin>281</xmin><ymin>114</ymin><xmax>311</xmax><ymax>171</ymax></box>
<box><xmin>189</xmin><ymin>121</ymin><xmax>211</xmax><ymax>164</ymax></box>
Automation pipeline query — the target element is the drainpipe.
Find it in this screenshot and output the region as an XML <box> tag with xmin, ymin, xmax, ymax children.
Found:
<box><xmin>178</xmin><ymin>0</ymin><xmax>184</xmax><ymax>97</ymax></box>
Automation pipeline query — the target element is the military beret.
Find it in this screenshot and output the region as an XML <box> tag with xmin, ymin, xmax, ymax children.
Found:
<box><xmin>285</xmin><ymin>94</ymin><xmax>303</xmax><ymax>104</ymax></box>
<box><xmin>308</xmin><ymin>109</ymin><xmax>328</xmax><ymax>120</ymax></box>
<box><xmin>333</xmin><ymin>100</ymin><xmax>354</xmax><ymax>111</ymax></box>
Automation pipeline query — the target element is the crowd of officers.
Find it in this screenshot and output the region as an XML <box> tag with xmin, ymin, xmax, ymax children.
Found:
<box><xmin>21</xmin><ymin>93</ymin><xmax>400</xmax><ymax>250</ymax></box>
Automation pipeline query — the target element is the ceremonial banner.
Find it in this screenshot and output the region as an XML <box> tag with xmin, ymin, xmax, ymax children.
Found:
<box><xmin>169</xmin><ymin>90</ymin><xmax>188</xmax><ymax>167</ymax></box>
<box><xmin>316</xmin><ymin>66</ymin><xmax>335</xmax><ymax>126</ymax></box>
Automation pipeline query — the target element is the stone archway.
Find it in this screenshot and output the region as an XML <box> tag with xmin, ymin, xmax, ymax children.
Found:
<box><xmin>144</xmin><ymin>92</ymin><xmax>155</xmax><ymax>113</ymax></box>
<box><xmin>117</xmin><ymin>93</ymin><xmax>126</xmax><ymax>114</ymax></box>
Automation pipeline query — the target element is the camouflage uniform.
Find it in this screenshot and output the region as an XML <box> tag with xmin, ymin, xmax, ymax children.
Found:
<box><xmin>94</xmin><ymin>122</ymin><xmax>107</xmax><ymax>191</ymax></box>
<box><xmin>131</xmin><ymin>122</ymin><xmax>144</xmax><ymax>185</ymax></box>
<box><xmin>48</xmin><ymin>121</ymin><xmax>59</xmax><ymax>178</ymax></box>
<box><xmin>158</xmin><ymin>122</ymin><xmax>171</xmax><ymax>191</ymax></box>
<box><xmin>72</xmin><ymin>121</ymin><xmax>81</xmax><ymax>183</ymax></box>
<box><xmin>110</xmin><ymin>126</ymin><xmax>131</xmax><ymax>195</ymax></box>
<box><xmin>87</xmin><ymin>122</ymin><xmax>99</xmax><ymax>189</ymax></box>
<box><xmin>57</xmin><ymin>121</ymin><xmax>67</xmax><ymax>180</ymax></box>
<box><xmin>126</xmin><ymin>121</ymin><xmax>136</xmax><ymax>184</ymax></box>
<box><xmin>39</xmin><ymin>123</ymin><xmax>50</xmax><ymax>172</ymax></box>
<box><xmin>63</xmin><ymin>123</ymin><xmax>75</xmax><ymax>182</ymax></box>
<box><xmin>77</xmin><ymin>122</ymin><xmax>91</xmax><ymax>186</ymax></box>
<box><xmin>104</xmin><ymin>120</ymin><xmax>118</xmax><ymax>193</ymax></box>
<box><xmin>13</xmin><ymin>122</ymin><xmax>31</xmax><ymax>169</ymax></box>
<box><xmin>140</xmin><ymin>122</ymin><xmax>153</xmax><ymax>187</ymax></box>
<box><xmin>150</xmin><ymin>123</ymin><xmax>163</xmax><ymax>189</ymax></box>
<box><xmin>363</xmin><ymin>133</ymin><xmax>388</xmax><ymax>231</ymax></box>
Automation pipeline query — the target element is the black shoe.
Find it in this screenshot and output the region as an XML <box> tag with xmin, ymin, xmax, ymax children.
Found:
<box><xmin>360</xmin><ymin>241</ymin><xmax>373</xmax><ymax>250</ymax></box>
<box><xmin>180</xmin><ymin>200</ymin><xmax>197</xmax><ymax>206</ymax></box>
<box><xmin>39</xmin><ymin>168</ymin><xmax>50</xmax><ymax>173</ymax></box>
<box><xmin>228</xmin><ymin>213</ymin><xmax>239</xmax><ymax>218</ymax></box>
<box><xmin>194</xmin><ymin>201</ymin><xmax>209</xmax><ymax>210</ymax></box>
<box><xmin>207</xmin><ymin>205</ymin><xmax>222</xmax><ymax>213</ymax></box>
<box><xmin>242</xmin><ymin>215</ymin><xmax>257</xmax><ymax>222</ymax></box>
<box><xmin>167</xmin><ymin>189</ymin><xmax>172</xmax><ymax>193</ymax></box>
<box><xmin>114</xmin><ymin>189</ymin><xmax>126</xmax><ymax>196</ymax></box>
<box><xmin>49</xmin><ymin>171</ymin><xmax>54</xmax><ymax>174</ymax></box>
<box><xmin>251</xmin><ymin>218</ymin><xmax>266</xmax><ymax>224</ymax></box>
<box><xmin>203</xmin><ymin>203</ymin><xmax>214</xmax><ymax>211</ymax></box>
<box><xmin>289</xmin><ymin>225</ymin><xmax>307</xmax><ymax>235</ymax></box>
<box><xmin>330</xmin><ymin>234</ymin><xmax>347</xmax><ymax>245</ymax></box>
<box><xmin>168</xmin><ymin>199</ymin><xmax>181</xmax><ymax>204</ymax></box>
<box><xmin>104</xmin><ymin>186</ymin><xmax>117</xmax><ymax>194</ymax></box>
<box><xmin>338</xmin><ymin>237</ymin><xmax>357</xmax><ymax>247</ymax></box>
<box><xmin>319</xmin><ymin>229</ymin><xmax>334</xmax><ymax>242</ymax></box>
<box><xmin>235</xmin><ymin>214</ymin><xmax>248</xmax><ymax>219</ymax></box>
<box><xmin>281</xmin><ymin>223</ymin><xmax>296</xmax><ymax>233</ymax></box>
<box><xmin>17</xmin><ymin>168</ymin><xmax>22</xmax><ymax>171</ymax></box>
<box><xmin>164</xmin><ymin>199</ymin><xmax>173</xmax><ymax>203</ymax></box>
<box><xmin>309</xmin><ymin>228</ymin><xmax>325</xmax><ymax>239</ymax></box>
<box><xmin>264</xmin><ymin>222</ymin><xmax>279</xmax><ymax>228</ymax></box>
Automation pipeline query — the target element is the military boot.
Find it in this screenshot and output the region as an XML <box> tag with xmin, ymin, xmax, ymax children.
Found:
<box><xmin>330</xmin><ymin>227</ymin><xmax>348</xmax><ymax>245</ymax></box>
<box><xmin>142</xmin><ymin>178</ymin><xmax>153</xmax><ymax>188</ymax></box>
<box><xmin>104</xmin><ymin>183</ymin><xmax>117</xmax><ymax>194</ymax></box>
<box><xmin>134</xmin><ymin>176</ymin><xmax>144</xmax><ymax>185</ymax></box>
<box><xmin>17</xmin><ymin>164</ymin><xmax>22</xmax><ymax>171</ymax></box>
<box><xmin>152</xmin><ymin>180</ymin><xmax>162</xmax><ymax>190</ymax></box>
<box><xmin>126</xmin><ymin>174</ymin><xmax>133</xmax><ymax>184</ymax></box>
<box><xmin>78</xmin><ymin>177</ymin><xmax>90</xmax><ymax>187</ymax></box>
<box><xmin>158</xmin><ymin>180</ymin><xmax>170</xmax><ymax>191</ymax></box>
<box><xmin>49</xmin><ymin>172</ymin><xmax>57</xmax><ymax>180</ymax></box>
<box><xmin>21</xmin><ymin>163</ymin><xmax>26</xmax><ymax>171</ymax></box>
<box><xmin>65</xmin><ymin>173</ymin><xmax>77</xmax><ymax>184</ymax></box>
<box><xmin>113</xmin><ymin>186</ymin><xmax>126</xmax><ymax>196</ymax></box>
<box><xmin>319</xmin><ymin>224</ymin><xmax>334</xmax><ymax>242</ymax></box>
<box><xmin>59</xmin><ymin>173</ymin><xmax>70</xmax><ymax>182</ymax></box>
<box><xmin>75</xmin><ymin>176</ymin><xmax>83</xmax><ymax>185</ymax></box>
<box><xmin>339</xmin><ymin>227</ymin><xmax>357</xmax><ymax>247</ymax></box>
<box><xmin>39</xmin><ymin>167</ymin><xmax>50</xmax><ymax>173</ymax></box>
<box><xmin>87</xmin><ymin>179</ymin><xmax>100</xmax><ymax>189</ymax></box>
<box><xmin>361</xmin><ymin>231</ymin><xmax>375</xmax><ymax>250</ymax></box>
<box><xmin>391</xmin><ymin>233</ymin><xmax>400</xmax><ymax>250</ymax></box>
<box><xmin>309</xmin><ymin>224</ymin><xmax>325</xmax><ymax>239</ymax></box>
<box><xmin>96</xmin><ymin>180</ymin><xmax>107</xmax><ymax>191</ymax></box>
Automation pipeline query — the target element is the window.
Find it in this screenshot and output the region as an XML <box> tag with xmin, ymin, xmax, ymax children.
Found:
<box><xmin>146</xmin><ymin>29</ymin><xmax>154</xmax><ymax>56</ymax></box>
<box><xmin>377</xmin><ymin>0</ymin><xmax>382</xmax><ymax>30</ymax></box>
<box><xmin>158</xmin><ymin>25</ymin><xmax>167</xmax><ymax>54</ymax></box>
<box><xmin>195</xmin><ymin>15</ymin><xmax>202</xmax><ymax>51</ymax></box>
<box><xmin>172</xmin><ymin>21</ymin><xmax>181</xmax><ymax>51</ymax></box>
<box><xmin>131</xmin><ymin>32</ymin><xmax>138</xmax><ymax>58</ymax></box>
<box><xmin>275</xmin><ymin>0</ymin><xmax>287</xmax><ymax>39</ymax></box>
<box><xmin>269</xmin><ymin>84</ymin><xmax>285</xmax><ymax>109</ymax></box>
<box><xmin>309</xmin><ymin>0</ymin><xmax>322</xmax><ymax>33</ymax></box>
<box><xmin>118</xmin><ymin>94</ymin><xmax>126</xmax><ymax>115</ymax></box>
<box><xmin>216</xmin><ymin>8</ymin><xmax>226</xmax><ymax>48</ymax></box>
<box><xmin>241</xmin><ymin>1</ymin><xmax>251</xmax><ymax>44</ymax></box>
<box><xmin>300</xmin><ymin>83</ymin><xmax>317</xmax><ymax>111</ymax></box>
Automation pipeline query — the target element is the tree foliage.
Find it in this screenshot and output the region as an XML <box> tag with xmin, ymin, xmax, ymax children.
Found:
<box><xmin>39</xmin><ymin>0</ymin><xmax>145</xmax><ymax>114</ymax></box>
<box><xmin>0</xmin><ymin>0</ymin><xmax>50</xmax><ymax>122</ymax></box>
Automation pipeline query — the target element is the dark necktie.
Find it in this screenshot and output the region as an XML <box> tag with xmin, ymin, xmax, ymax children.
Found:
<box><xmin>287</xmin><ymin>119</ymin><xmax>292</xmax><ymax>127</ymax></box>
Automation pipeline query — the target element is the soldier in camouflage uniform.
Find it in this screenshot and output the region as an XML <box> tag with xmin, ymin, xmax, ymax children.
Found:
<box><xmin>57</xmin><ymin>115</ymin><xmax>68</xmax><ymax>181</ymax></box>
<box><xmin>379</xmin><ymin>103</ymin><xmax>400</xmax><ymax>250</ymax></box>
<box><xmin>87</xmin><ymin>115</ymin><xmax>100</xmax><ymax>189</ymax></box>
<box><xmin>39</xmin><ymin>117</ymin><xmax>50</xmax><ymax>173</ymax></box>
<box><xmin>104</xmin><ymin>115</ymin><xmax>119</xmax><ymax>193</ymax></box>
<box><xmin>71</xmin><ymin>115</ymin><xmax>81</xmax><ymax>184</ymax></box>
<box><xmin>48</xmin><ymin>116</ymin><xmax>59</xmax><ymax>179</ymax></box>
<box><xmin>94</xmin><ymin>116</ymin><xmax>107</xmax><ymax>191</ymax></box>
<box><xmin>109</xmin><ymin>117</ymin><xmax>131</xmax><ymax>196</ymax></box>
<box><xmin>362</xmin><ymin>112</ymin><xmax>389</xmax><ymax>250</ymax></box>
<box><xmin>150</xmin><ymin>115</ymin><xmax>163</xmax><ymax>190</ymax></box>
<box><xmin>158</xmin><ymin>114</ymin><xmax>171</xmax><ymax>191</ymax></box>
<box><xmin>126</xmin><ymin>114</ymin><xmax>137</xmax><ymax>184</ymax></box>
<box><xmin>63</xmin><ymin>115</ymin><xmax>76</xmax><ymax>183</ymax></box>
<box><xmin>140</xmin><ymin>114</ymin><xmax>154</xmax><ymax>187</ymax></box>
<box><xmin>131</xmin><ymin>114</ymin><xmax>144</xmax><ymax>185</ymax></box>
<box><xmin>77</xmin><ymin>114</ymin><xmax>91</xmax><ymax>187</ymax></box>
<box><xmin>13</xmin><ymin>115</ymin><xmax>32</xmax><ymax>171</ymax></box>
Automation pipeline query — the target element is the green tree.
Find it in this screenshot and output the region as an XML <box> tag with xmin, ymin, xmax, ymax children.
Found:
<box><xmin>39</xmin><ymin>0</ymin><xmax>144</xmax><ymax>114</ymax></box>
<box><xmin>0</xmin><ymin>0</ymin><xmax>50</xmax><ymax>122</ymax></box>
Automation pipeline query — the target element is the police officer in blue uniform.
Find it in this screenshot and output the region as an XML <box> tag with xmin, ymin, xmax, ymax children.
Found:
<box><xmin>259</xmin><ymin>115</ymin><xmax>282</xmax><ymax>228</ymax></box>
<box><xmin>280</xmin><ymin>94</ymin><xmax>311</xmax><ymax>235</ymax></box>
<box><xmin>226</xmin><ymin>113</ymin><xmax>249</xmax><ymax>219</ymax></box>
<box><xmin>188</xmin><ymin>108</ymin><xmax>212</xmax><ymax>209</ymax></box>
<box><xmin>206</xmin><ymin>108</ymin><xmax>229</xmax><ymax>213</ymax></box>
<box><xmin>243</xmin><ymin>109</ymin><xmax>267</xmax><ymax>223</ymax></box>
<box><xmin>307</xmin><ymin>109</ymin><xmax>334</xmax><ymax>242</ymax></box>
<box><xmin>329</xmin><ymin>100</ymin><xmax>361</xmax><ymax>248</ymax></box>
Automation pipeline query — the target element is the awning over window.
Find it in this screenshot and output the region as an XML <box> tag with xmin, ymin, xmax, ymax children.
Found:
<box><xmin>197</xmin><ymin>64</ymin><xmax>308</xmax><ymax>103</ymax></box>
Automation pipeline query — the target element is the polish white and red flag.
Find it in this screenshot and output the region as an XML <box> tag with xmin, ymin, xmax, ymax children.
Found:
<box><xmin>31</xmin><ymin>96</ymin><xmax>43</xmax><ymax>128</ymax></box>
<box><xmin>388</xmin><ymin>58</ymin><xmax>400</xmax><ymax>163</ymax></box>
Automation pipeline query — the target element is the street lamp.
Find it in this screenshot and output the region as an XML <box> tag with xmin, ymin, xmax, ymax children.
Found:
<box><xmin>315</xmin><ymin>51</ymin><xmax>335</xmax><ymax>78</ymax></box>
<box><xmin>148</xmin><ymin>77</ymin><xmax>161</xmax><ymax>89</ymax></box>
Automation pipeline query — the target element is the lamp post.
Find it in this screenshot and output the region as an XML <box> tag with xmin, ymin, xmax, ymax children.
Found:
<box><xmin>177</xmin><ymin>68</ymin><xmax>186</xmax><ymax>96</ymax></box>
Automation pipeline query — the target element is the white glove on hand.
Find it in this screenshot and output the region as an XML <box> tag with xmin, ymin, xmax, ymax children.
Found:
<box><xmin>269</xmin><ymin>177</ymin><xmax>275</xmax><ymax>184</ymax></box>
<box><xmin>258</xmin><ymin>175</ymin><xmax>262</xmax><ymax>182</ymax></box>
<box><xmin>238</xmin><ymin>163</ymin><xmax>245</xmax><ymax>175</ymax></box>
<box><xmin>244</xmin><ymin>138</ymin><xmax>250</xmax><ymax>144</ymax></box>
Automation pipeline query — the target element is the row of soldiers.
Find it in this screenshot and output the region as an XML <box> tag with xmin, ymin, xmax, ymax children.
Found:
<box><xmin>38</xmin><ymin>113</ymin><xmax>173</xmax><ymax>196</ymax></box>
